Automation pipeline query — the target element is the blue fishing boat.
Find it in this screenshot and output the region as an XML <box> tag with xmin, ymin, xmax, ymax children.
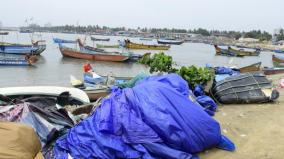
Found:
<box><xmin>273</xmin><ymin>49</ymin><xmax>284</xmax><ymax>54</ymax></box>
<box><xmin>53</xmin><ymin>38</ymin><xmax>76</xmax><ymax>44</ymax></box>
<box><xmin>0</xmin><ymin>41</ymin><xmax>46</xmax><ymax>55</ymax></box>
<box><xmin>0</xmin><ymin>55</ymin><xmax>37</xmax><ymax>66</ymax></box>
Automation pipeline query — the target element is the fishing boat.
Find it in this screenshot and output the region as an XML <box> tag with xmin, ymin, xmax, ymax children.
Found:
<box><xmin>96</xmin><ymin>44</ymin><xmax>119</xmax><ymax>48</ymax></box>
<box><xmin>239</xmin><ymin>62</ymin><xmax>262</xmax><ymax>73</ymax></box>
<box><xmin>0</xmin><ymin>32</ymin><xmax>9</xmax><ymax>35</ymax></box>
<box><xmin>157</xmin><ymin>39</ymin><xmax>184</xmax><ymax>45</ymax></box>
<box><xmin>262</xmin><ymin>67</ymin><xmax>284</xmax><ymax>75</ymax></box>
<box><xmin>0</xmin><ymin>41</ymin><xmax>46</xmax><ymax>55</ymax></box>
<box><xmin>122</xmin><ymin>39</ymin><xmax>170</xmax><ymax>50</ymax></box>
<box><xmin>214</xmin><ymin>45</ymin><xmax>260</xmax><ymax>57</ymax></box>
<box><xmin>228</xmin><ymin>47</ymin><xmax>261</xmax><ymax>56</ymax></box>
<box><xmin>53</xmin><ymin>38</ymin><xmax>76</xmax><ymax>44</ymax></box>
<box><xmin>273</xmin><ymin>49</ymin><xmax>284</xmax><ymax>54</ymax></box>
<box><xmin>90</xmin><ymin>37</ymin><xmax>110</xmax><ymax>41</ymax></box>
<box><xmin>77</xmin><ymin>39</ymin><xmax>145</xmax><ymax>61</ymax></box>
<box><xmin>59</xmin><ymin>44</ymin><xmax>129</xmax><ymax>62</ymax></box>
<box><xmin>0</xmin><ymin>55</ymin><xmax>37</xmax><ymax>66</ymax></box>
<box><xmin>214</xmin><ymin>45</ymin><xmax>244</xmax><ymax>57</ymax></box>
<box><xmin>272</xmin><ymin>54</ymin><xmax>284</xmax><ymax>67</ymax></box>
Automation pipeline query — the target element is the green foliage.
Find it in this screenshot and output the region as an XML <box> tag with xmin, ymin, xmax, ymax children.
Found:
<box><xmin>244</xmin><ymin>30</ymin><xmax>272</xmax><ymax>41</ymax></box>
<box><xmin>177</xmin><ymin>66</ymin><xmax>214</xmax><ymax>88</ymax></box>
<box><xmin>276</xmin><ymin>29</ymin><xmax>284</xmax><ymax>41</ymax></box>
<box><xmin>139</xmin><ymin>52</ymin><xmax>173</xmax><ymax>73</ymax></box>
<box><xmin>139</xmin><ymin>53</ymin><xmax>213</xmax><ymax>87</ymax></box>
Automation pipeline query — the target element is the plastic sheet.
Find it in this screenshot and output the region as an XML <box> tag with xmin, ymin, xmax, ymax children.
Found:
<box><xmin>55</xmin><ymin>74</ymin><xmax>234</xmax><ymax>159</ymax></box>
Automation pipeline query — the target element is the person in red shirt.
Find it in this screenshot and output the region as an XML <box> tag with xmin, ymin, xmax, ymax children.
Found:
<box><xmin>83</xmin><ymin>61</ymin><xmax>93</xmax><ymax>73</ymax></box>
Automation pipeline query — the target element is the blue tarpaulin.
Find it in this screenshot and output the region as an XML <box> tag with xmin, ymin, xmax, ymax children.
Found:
<box><xmin>55</xmin><ymin>74</ymin><xmax>234</xmax><ymax>159</ymax></box>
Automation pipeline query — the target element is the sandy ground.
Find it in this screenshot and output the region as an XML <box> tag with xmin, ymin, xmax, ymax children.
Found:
<box><xmin>199</xmin><ymin>73</ymin><xmax>284</xmax><ymax>159</ymax></box>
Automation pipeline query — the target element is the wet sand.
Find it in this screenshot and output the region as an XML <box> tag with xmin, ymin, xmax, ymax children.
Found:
<box><xmin>200</xmin><ymin>73</ymin><xmax>284</xmax><ymax>159</ymax></box>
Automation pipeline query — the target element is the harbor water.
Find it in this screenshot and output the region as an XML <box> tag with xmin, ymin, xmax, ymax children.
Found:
<box><xmin>0</xmin><ymin>32</ymin><xmax>275</xmax><ymax>87</ymax></box>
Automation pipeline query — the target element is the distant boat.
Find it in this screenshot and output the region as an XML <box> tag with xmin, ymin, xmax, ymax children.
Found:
<box><xmin>0</xmin><ymin>55</ymin><xmax>37</xmax><ymax>66</ymax></box>
<box><xmin>0</xmin><ymin>32</ymin><xmax>9</xmax><ymax>35</ymax></box>
<box><xmin>53</xmin><ymin>38</ymin><xmax>76</xmax><ymax>44</ymax></box>
<box><xmin>59</xmin><ymin>44</ymin><xmax>129</xmax><ymax>62</ymax></box>
<box><xmin>272</xmin><ymin>54</ymin><xmax>284</xmax><ymax>67</ymax></box>
<box><xmin>157</xmin><ymin>39</ymin><xmax>184</xmax><ymax>45</ymax></box>
<box><xmin>0</xmin><ymin>41</ymin><xmax>46</xmax><ymax>55</ymax></box>
<box><xmin>228</xmin><ymin>47</ymin><xmax>260</xmax><ymax>56</ymax></box>
<box><xmin>122</xmin><ymin>39</ymin><xmax>170</xmax><ymax>50</ymax></box>
<box><xmin>273</xmin><ymin>49</ymin><xmax>284</xmax><ymax>54</ymax></box>
<box><xmin>19</xmin><ymin>29</ymin><xmax>33</xmax><ymax>33</ymax></box>
<box><xmin>96</xmin><ymin>44</ymin><xmax>119</xmax><ymax>48</ymax></box>
<box><xmin>214</xmin><ymin>45</ymin><xmax>260</xmax><ymax>57</ymax></box>
<box><xmin>90</xmin><ymin>36</ymin><xmax>110</xmax><ymax>41</ymax></box>
<box><xmin>77</xmin><ymin>39</ymin><xmax>142</xmax><ymax>61</ymax></box>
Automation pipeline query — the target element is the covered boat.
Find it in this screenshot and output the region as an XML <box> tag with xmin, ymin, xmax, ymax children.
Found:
<box><xmin>53</xmin><ymin>38</ymin><xmax>76</xmax><ymax>44</ymax></box>
<box><xmin>211</xmin><ymin>72</ymin><xmax>279</xmax><ymax>104</ymax></box>
<box><xmin>0</xmin><ymin>41</ymin><xmax>46</xmax><ymax>55</ymax></box>
<box><xmin>157</xmin><ymin>39</ymin><xmax>184</xmax><ymax>45</ymax></box>
<box><xmin>59</xmin><ymin>44</ymin><xmax>129</xmax><ymax>62</ymax></box>
<box><xmin>90</xmin><ymin>36</ymin><xmax>110</xmax><ymax>41</ymax></box>
<box><xmin>122</xmin><ymin>39</ymin><xmax>170</xmax><ymax>50</ymax></box>
<box><xmin>96</xmin><ymin>44</ymin><xmax>119</xmax><ymax>48</ymax></box>
<box><xmin>272</xmin><ymin>54</ymin><xmax>284</xmax><ymax>67</ymax></box>
<box><xmin>0</xmin><ymin>55</ymin><xmax>37</xmax><ymax>66</ymax></box>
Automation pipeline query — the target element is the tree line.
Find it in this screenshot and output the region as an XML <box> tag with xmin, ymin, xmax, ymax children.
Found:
<box><xmin>22</xmin><ymin>24</ymin><xmax>279</xmax><ymax>41</ymax></box>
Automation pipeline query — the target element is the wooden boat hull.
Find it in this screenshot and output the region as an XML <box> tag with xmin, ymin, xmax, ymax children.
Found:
<box><xmin>157</xmin><ymin>39</ymin><xmax>184</xmax><ymax>45</ymax></box>
<box><xmin>272</xmin><ymin>55</ymin><xmax>284</xmax><ymax>67</ymax></box>
<box><xmin>228</xmin><ymin>47</ymin><xmax>260</xmax><ymax>56</ymax></box>
<box><xmin>263</xmin><ymin>68</ymin><xmax>284</xmax><ymax>75</ymax></box>
<box><xmin>214</xmin><ymin>45</ymin><xmax>244</xmax><ymax>57</ymax></box>
<box><xmin>59</xmin><ymin>46</ymin><xmax>129</xmax><ymax>62</ymax></box>
<box><xmin>214</xmin><ymin>45</ymin><xmax>260</xmax><ymax>57</ymax></box>
<box><xmin>0</xmin><ymin>42</ymin><xmax>46</xmax><ymax>55</ymax></box>
<box><xmin>239</xmin><ymin>62</ymin><xmax>261</xmax><ymax>73</ymax></box>
<box><xmin>125</xmin><ymin>41</ymin><xmax>170</xmax><ymax>50</ymax></box>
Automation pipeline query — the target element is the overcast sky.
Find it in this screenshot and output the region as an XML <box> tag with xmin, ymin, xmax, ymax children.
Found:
<box><xmin>1</xmin><ymin>0</ymin><xmax>284</xmax><ymax>32</ymax></box>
